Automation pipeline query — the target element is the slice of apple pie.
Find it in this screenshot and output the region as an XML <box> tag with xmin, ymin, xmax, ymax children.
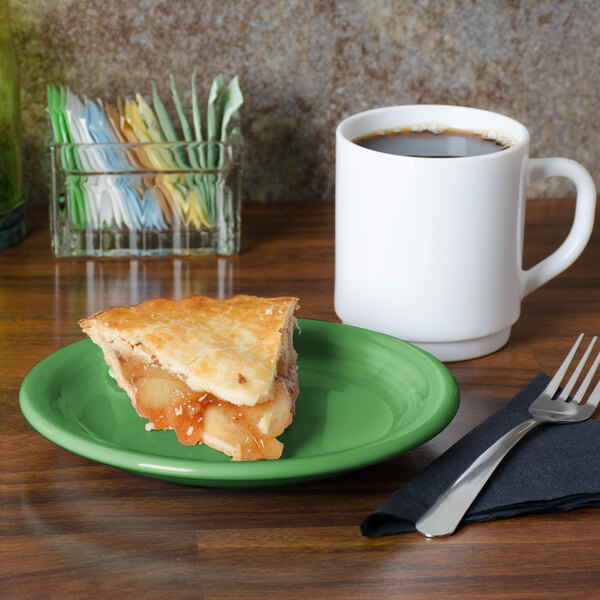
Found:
<box><xmin>79</xmin><ymin>295</ymin><xmax>299</xmax><ymax>461</ymax></box>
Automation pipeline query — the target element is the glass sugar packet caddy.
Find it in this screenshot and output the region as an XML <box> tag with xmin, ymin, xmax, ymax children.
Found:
<box><xmin>46</xmin><ymin>74</ymin><xmax>244</xmax><ymax>257</ymax></box>
<box><xmin>48</xmin><ymin>136</ymin><xmax>242</xmax><ymax>256</ymax></box>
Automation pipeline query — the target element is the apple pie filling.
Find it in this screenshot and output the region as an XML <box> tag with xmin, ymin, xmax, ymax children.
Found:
<box><xmin>116</xmin><ymin>352</ymin><xmax>297</xmax><ymax>461</ymax></box>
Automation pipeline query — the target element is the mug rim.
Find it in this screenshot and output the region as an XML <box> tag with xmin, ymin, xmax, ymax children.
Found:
<box><xmin>336</xmin><ymin>104</ymin><xmax>529</xmax><ymax>160</ymax></box>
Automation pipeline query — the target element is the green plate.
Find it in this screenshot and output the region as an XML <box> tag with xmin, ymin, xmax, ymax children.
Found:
<box><xmin>19</xmin><ymin>319</ymin><xmax>459</xmax><ymax>487</ymax></box>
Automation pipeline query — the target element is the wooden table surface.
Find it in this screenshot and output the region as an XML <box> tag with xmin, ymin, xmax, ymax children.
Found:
<box><xmin>2</xmin><ymin>199</ymin><xmax>600</xmax><ymax>599</ymax></box>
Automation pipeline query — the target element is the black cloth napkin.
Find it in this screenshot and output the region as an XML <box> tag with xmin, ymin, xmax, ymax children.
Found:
<box><xmin>361</xmin><ymin>373</ymin><xmax>600</xmax><ymax>537</ymax></box>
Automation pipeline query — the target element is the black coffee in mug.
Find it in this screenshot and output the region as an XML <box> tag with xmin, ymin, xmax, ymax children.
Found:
<box><xmin>353</xmin><ymin>126</ymin><xmax>511</xmax><ymax>158</ymax></box>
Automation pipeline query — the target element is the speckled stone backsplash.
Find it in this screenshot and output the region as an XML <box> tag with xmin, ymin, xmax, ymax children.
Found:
<box><xmin>10</xmin><ymin>0</ymin><xmax>600</xmax><ymax>206</ymax></box>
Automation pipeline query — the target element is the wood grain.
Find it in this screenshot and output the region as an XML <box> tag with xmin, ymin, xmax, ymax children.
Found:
<box><xmin>2</xmin><ymin>199</ymin><xmax>600</xmax><ymax>599</ymax></box>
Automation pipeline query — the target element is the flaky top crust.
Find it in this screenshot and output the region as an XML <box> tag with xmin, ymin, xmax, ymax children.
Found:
<box><xmin>79</xmin><ymin>295</ymin><xmax>299</xmax><ymax>407</ymax></box>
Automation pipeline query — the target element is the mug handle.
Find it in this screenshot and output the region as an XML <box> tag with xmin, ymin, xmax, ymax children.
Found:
<box><xmin>520</xmin><ymin>157</ymin><xmax>596</xmax><ymax>298</ymax></box>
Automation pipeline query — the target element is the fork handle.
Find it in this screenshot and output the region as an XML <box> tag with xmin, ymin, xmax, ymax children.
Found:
<box><xmin>415</xmin><ymin>418</ymin><xmax>541</xmax><ymax>538</ymax></box>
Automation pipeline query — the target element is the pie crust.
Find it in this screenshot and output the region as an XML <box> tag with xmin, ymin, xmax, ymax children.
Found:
<box><xmin>79</xmin><ymin>295</ymin><xmax>299</xmax><ymax>460</ymax></box>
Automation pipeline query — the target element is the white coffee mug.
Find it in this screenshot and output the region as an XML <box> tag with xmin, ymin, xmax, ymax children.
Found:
<box><xmin>335</xmin><ymin>105</ymin><xmax>596</xmax><ymax>362</ymax></box>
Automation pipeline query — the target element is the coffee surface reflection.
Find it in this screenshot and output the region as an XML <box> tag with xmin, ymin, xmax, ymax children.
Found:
<box><xmin>353</xmin><ymin>127</ymin><xmax>511</xmax><ymax>158</ymax></box>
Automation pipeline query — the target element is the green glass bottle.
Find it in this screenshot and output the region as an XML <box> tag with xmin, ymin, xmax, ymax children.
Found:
<box><xmin>0</xmin><ymin>0</ymin><xmax>26</xmax><ymax>249</ymax></box>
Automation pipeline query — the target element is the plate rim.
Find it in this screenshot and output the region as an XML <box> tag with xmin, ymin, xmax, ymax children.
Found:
<box><xmin>19</xmin><ymin>318</ymin><xmax>459</xmax><ymax>486</ymax></box>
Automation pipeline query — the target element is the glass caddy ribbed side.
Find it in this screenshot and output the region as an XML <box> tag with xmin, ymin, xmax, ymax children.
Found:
<box><xmin>48</xmin><ymin>138</ymin><xmax>242</xmax><ymax>257</ymax></box>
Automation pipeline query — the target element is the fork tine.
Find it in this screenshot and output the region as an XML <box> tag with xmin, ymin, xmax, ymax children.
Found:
<box><xmin>582</xmin><ymin>376</ymin><xmax>600</xmax><ymax>410</ymax></box>
<box><xmin>572</xmin><ymin>349</ymin><xmax>600</xmax><ymax>404</ymax></box>
<box><xmin>558</xmin><ymin>336</ymin><xmax>598</xmax><ymax>402</ymax></box>
<box><xmin>543</xmin><ymin>333</ymin><xmax>584</xmax><ymax>398</ymax></box>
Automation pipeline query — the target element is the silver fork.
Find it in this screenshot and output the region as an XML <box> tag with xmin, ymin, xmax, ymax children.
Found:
<box><xmin>416</xmin><ymin>334</ymin><xmax>600</xmax><ymax>538</ymax></box>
